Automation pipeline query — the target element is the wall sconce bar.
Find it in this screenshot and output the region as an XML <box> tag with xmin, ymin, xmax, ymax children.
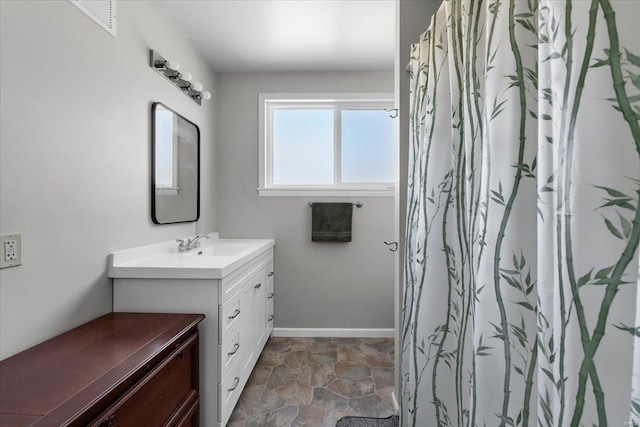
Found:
<box><xmin>150</xmin><ymin>49</ymin><xmax>211</xmax><ymax>105</ymax></box>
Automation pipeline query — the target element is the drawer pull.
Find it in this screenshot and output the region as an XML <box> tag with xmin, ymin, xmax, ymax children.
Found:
<box><xmin>268</xmin><ymin>292</ymin><xmax>275</xmax><ymax>299</ymax></box>
<box><xmin>228</xmin><ymin>376</ymin><xmax>240</xmax><ymax>392</ymax></box>
<box><xmin>255</xmin><ymin>283</ymin><xmax>262</xmax><ymax>289</ymax></box>
<box><xmin>268</xmin><ymin>272</ymin><xmax>274</xmax><ymax>277</ymax></box>
<box><xmin>228</xmin><ymin>309</ymin><xmax>241</xmax><ymax>320</ymax></box>
<box><xmin>227</xmin><ymin>343</ymin><xmax>240</xmax><ymax>356</ymax></box>
<box><xmin>268</xmin><ymin>315</ymin><xmax>274</xmax><ymax>322</ymax></box>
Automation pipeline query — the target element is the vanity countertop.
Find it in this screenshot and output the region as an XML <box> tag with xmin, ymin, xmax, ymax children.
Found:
<box><xmin>108</xmin><ymin>233</ymin><xmax>274</xmax><ymax>280</ymax></box>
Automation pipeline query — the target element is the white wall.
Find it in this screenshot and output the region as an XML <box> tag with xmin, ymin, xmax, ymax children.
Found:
<box><xmin>215</xmin><ymin>72</ymin><xmax>395</xmax><ymax>331</ymax></box>
<box><xmin>0</xmin><ymin>0</ymin><xmax>216</xmax><ymax>359</ymax></box>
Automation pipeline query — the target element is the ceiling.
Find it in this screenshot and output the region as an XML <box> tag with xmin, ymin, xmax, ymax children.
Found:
<box><xmin>158</xmin><ymin>0</ymin><xmax>396</xmax><ymax>73</ymax></box>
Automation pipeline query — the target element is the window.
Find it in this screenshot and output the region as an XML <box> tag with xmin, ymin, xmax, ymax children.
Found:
<box><xmin>259</xmin><ymin>93</ymin><xmax>396</xmax><ymax>196</ymax></box>
<box><xmin>154</xmin><ymin>108</ymin><xmax>179</xmax><ymax>196</ymax></box>
<box><xmin>68</xmin><ymin>0</ymin><xmax>117</xmax><ymax>37</ymax></box>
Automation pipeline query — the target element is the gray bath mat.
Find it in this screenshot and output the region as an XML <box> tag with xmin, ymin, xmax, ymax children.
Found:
<box><xmin>336</xmin><ymin>415</ymin><xmax>399</xmax><ymax>427</ymax></box>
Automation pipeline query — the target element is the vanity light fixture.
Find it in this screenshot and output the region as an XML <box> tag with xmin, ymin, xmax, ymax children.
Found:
<box><xmin>150</xmin><ymin>49</ymin><xmax>211</xmax><ymax>105</ymax></box>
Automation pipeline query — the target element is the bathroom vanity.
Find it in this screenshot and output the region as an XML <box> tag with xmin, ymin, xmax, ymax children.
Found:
<box><xmin>109</xmin><ymin>234</ymin><xmax>275</xmax><ymax>426</ymax></box>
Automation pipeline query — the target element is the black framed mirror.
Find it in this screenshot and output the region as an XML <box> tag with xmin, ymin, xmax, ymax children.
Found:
<box><xmin>152</xmin><ymin>102</ymin><xmax>200</xmax><ymax>224</ymax></box>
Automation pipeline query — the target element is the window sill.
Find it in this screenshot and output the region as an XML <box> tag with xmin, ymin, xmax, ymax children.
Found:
<box><xmin>156</xmin><ymin>187</ymin><xmax>179</xmax><ymax>196</ymax></box>
<box><xmin>257</xmin><ymin>187</ymin><xmax>395</xmax><ymax>197</ymax></box>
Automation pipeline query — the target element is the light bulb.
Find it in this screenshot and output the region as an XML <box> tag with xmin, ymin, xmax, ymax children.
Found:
<box><xmin>179</xmin><ymin>72</ymin><xmax>192</xmax><ymax>82</ymax></box>
<box><xmin>165</xmin><ymin>60</ymin><xmax>180</xmax><ymax>71</ymax></box>
<box><xmin>191</xmin><ymin>82</ymin><xmax>203</xmax><ymax>92</ymax></box>
<box><xmin>201</xmin><ymin>91</ymin><xmax>211</xmax><ymax>100</ymax></box>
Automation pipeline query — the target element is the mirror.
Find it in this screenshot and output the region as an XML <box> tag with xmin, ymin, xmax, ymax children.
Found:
<box><xmin>152</xmin><ymin>102</ymin><xmax>200</xmax><ymax>224</ymax></box>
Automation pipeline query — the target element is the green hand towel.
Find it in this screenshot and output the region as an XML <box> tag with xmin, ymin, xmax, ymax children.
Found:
<box><xmin>311</xmin><ymin>203</ymin><xmax>353</xmax><ymax>242</ymax></box>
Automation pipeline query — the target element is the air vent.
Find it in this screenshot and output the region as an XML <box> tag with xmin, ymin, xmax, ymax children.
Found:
<box><xmin>69</xmin><ymin>0</ymin><xmax>116</xmax><ymax>37</ymax></box>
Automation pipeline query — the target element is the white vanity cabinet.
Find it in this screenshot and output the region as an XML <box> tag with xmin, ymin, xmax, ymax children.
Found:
<box><xmin>217</xmin><ymin>254</ymin><xmax>274</xmax><ymax>423</ymax></box>
<box><xmin>111</xmin><ymin>239</ymin><xmax>274</xmax><ymax>427</ymax></box>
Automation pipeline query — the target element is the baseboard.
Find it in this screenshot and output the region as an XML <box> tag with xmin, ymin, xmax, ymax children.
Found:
<box><xmin>273</xmin><ymin>327</ymin><xmax>394</xmax><ymax>338</ymax></box>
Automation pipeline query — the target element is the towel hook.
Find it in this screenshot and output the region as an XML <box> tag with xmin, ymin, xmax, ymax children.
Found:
<box><xmin>384</xmin><ymin>241</ymin><xmax>398</xmax><ymax>252</ymax></box>
<box><xmin>384</xmin><ymin>108</ymin><xmax>398</xmax><ymax>119</ymax></box>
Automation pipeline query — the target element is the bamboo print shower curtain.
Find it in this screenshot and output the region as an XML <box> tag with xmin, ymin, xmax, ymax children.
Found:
<box><xmin>402</xmin><ymin>0</ymin><xmax>640</xmax><ymax>426</ymax></box>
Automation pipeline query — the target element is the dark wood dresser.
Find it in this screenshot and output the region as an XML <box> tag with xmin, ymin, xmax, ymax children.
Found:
<box><xmin>0</xmin><ymin>312</ymin><xmax>204</xmax><ymax>427</ymax></box>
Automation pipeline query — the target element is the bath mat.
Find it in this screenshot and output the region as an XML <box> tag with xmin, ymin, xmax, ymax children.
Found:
<box><xmin>335</xmin><ymin>415</ymin><xmax>399</xmax><ymax>427</ymax></box>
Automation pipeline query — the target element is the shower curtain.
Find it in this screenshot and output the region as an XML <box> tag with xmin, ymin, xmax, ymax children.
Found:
<box><xmin>402</xmin><ymin>1</ymin><xmax>640</xmax><ymax>426</ymax></box>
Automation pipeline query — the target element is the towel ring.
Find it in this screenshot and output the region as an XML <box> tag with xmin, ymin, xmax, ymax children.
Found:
<box><xmin>308</xmin><ymin>202</ymin><xmax>363</xmax><ymax>208</ymax></box>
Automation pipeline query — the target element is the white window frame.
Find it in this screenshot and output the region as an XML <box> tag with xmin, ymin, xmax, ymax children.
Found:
<box><xmin>258</xmin><ymin>93</ymin><xmax>396</xmax><ymax>197</ymax></box>
<box><xmin>155</xmin><ymin>110</ymin><xmax>179</xmax><ymax>196</ymax></box>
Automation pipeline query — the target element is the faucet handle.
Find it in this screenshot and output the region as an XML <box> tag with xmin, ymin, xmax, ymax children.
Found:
<box><xmin>176</xmin><ymin>238</ymin><xmax>188</xmax><ymax>252</ymax></box>
<box><xmin>191</xmin><ymin>234</ymin><xmax>210</xmax><ymax>245</ymax></box>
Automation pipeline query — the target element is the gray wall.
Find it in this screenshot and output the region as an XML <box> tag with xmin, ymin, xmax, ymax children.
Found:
<box><xmin>0</xmin><ymin>0</ymin><xmax>216</xmax><ymax>359</ymax></box>
<box><xmin>215</xmin><ymin>72</ymin><xmax>395</xmax><ymax>330</ymax></box>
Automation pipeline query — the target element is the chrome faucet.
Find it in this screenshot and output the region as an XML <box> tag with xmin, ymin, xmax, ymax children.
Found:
<box><xmin>176</xmin><ymin>234</ymin><xmax>210</xmax><ymax>252</ymax></box>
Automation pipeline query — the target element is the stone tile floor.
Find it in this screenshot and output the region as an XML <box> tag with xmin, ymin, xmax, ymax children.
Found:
<box><xmin>227</xmin><ymin>337</ymin><xmax>395</xmax><ymax>427</ymax></box>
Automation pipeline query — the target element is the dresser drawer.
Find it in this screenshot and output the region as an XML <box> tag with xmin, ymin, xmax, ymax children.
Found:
<box><xmin>175</xmin><ymin>397</ymin><xmax>199</xmax><ymax>427</ymax></box>
<box><xmin>89</xmin><ymin>332</ymin><xmax>199</xmax><ymax>427</ymax></box>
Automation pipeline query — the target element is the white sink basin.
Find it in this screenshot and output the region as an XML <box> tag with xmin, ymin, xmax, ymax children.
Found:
<box><xmin>187</xmin><ymin>243</ymin><xmax>256</xmax><ymax>257</ymax></box>
<box><xmin>108</xmin><ymin>233</ymin><xmax>274</xmax><ymax>279</ymax></box>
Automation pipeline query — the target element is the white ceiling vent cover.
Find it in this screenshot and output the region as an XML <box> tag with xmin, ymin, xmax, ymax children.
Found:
<box><xmin>69</xmin><ymin>0</ymin><xmax>116</xmax><ymax>37</ymax></box>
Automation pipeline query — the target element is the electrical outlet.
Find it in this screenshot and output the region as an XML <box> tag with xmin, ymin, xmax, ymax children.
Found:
<box><xmin>5</xmin><ymin>239</ymin><xmax>17</xmax><ymax>260</ymax></box>
<box><xmin>1</xmin><ymin>233</ymin><xmax>22</xmax><ymax>269</ymax></box>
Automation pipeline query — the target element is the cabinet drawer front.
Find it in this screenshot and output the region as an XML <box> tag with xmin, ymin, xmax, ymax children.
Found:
<box><xmin>267</xmin><ymin>299</ymin><xmax>274</xmax><ymax>320</ymax></box>
<box><xmin>219</xmin><ymin>329</ymin><xmax>241</xmax><ymax>376</ymax></box>
<box><xmin>266</xmin><ymin>263</ymin><xmax>274</xmax><ymax>293</ymax></box>
<box><xmin>90</xmin><ymin>333</ymin><xmax>198</xmax><ymax>427</ymax></box>
<box><xmin>219</xmin><ymin>362</ymin><xmax>242</xmax><ymax>425</ymax></box>
<box><xmin>267</xmin><ymin>281</ymin><xmax>274</xmax><ymax>299</ymax></box>
<box><xmin>219</xmin><ymin>292</ymin><xmax>243</xmax><ymax>342</ymax></box>
<box><xmin>220</xmin><ymin>250</ymin><xmax>273</xmax><ymax>305</ymax></box>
